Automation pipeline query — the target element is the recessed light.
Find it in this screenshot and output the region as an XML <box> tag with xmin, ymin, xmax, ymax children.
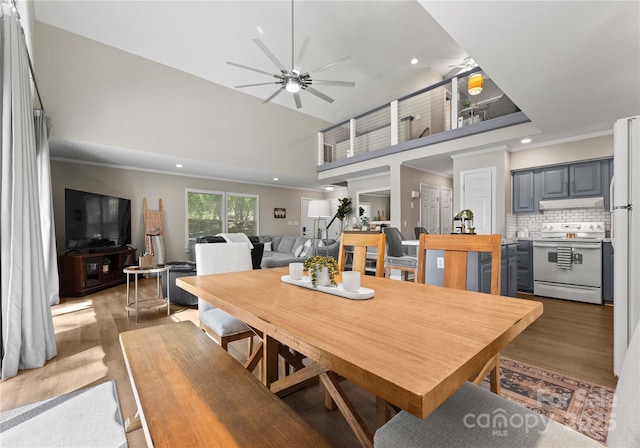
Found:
<box><xmin>175</xmin><ymin>164</ymin><xmax>183</xmax><ymax>168</ymax></box>
<box><xmin>323</xmin><ymin>185</ymin><xmax>335</xmax><ymax>191</ymax></box>
<box><xmin>520</xmin><ymin>138</ymin><xmax>532</xmax><ymax>144</ymax></box>
<box><xmin>410</xmin><ymin>58</ymin><xmax>418</xmax><ymax>65</ymax></box>
<box><xmin>273</xmin><ymin>177</ymin><xmax>279</xmax><ymax>181</ymax></box>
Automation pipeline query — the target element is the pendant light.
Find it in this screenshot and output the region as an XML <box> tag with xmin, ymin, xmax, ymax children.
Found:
<box><xmin>468</xmin><ymin>73</ymin><xmax>484</xmax><ymax>95</ymax></box>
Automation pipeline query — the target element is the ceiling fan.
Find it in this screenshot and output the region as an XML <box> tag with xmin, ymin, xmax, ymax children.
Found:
<box><xmin>226</xmin><ymin>0</ymin><xmax>355</xmax><ymax>109</ymax></box>
<box><xmin>448</xmin><ymin>56</ymin><xmax>478</xmax><ymax>69</ymax></box>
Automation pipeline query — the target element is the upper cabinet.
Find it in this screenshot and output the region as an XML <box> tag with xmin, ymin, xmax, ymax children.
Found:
<box><xmin>512</xmin><ymin>158</ymin><xmax>612</xmax><ymax>214</ymax></box>
<box><xmin>513</xmin><ymin>170</ymin><xmax>536</xmax><ymax>213</ymax></box>
<box><xmin>569</xmin><ymin>160</ymin><xmax>602</xmax><ymax>197</ymax></box>
<box><xmin>540</xmin><ymin>165</ymin><xmax>569</xmax><ymax>199</ymax></box>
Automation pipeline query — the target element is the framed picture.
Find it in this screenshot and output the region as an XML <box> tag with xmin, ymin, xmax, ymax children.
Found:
<box><xmin>274</xmin><ymin>208</ymin><xmax>286</xmax><ymax>219</ymax></box>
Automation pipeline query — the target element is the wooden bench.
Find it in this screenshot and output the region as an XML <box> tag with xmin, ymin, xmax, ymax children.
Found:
<box><xmin>120</xmin><ymin>321</ymin><xmax>330</xmax><ymax>448</ymax></box>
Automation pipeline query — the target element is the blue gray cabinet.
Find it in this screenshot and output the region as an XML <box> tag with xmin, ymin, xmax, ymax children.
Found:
<box><xmin>540</xmin><ymin>165</ymin><xmax>570</xmax><ymax>199</ymax></box>
<box><xmin>512</xmin><ymin>170</ymin><xmax>536</xmax><ymax>213</ymax></box>
<box><xmin>516</xmin><ymin>240</ymin><xmax>533</xmax><ymax>293</ymax></box>
<box><xmin>512</xmin><ymin>158</ymin><xmax>613</xmax><ymax>214</ymax></box>
<box><xmin>603</xmin><ymin>241</ymin><xmax>613</xmax><ymax>303</ymax></box>
<box><xmin>478</xmin><ymin>243</ymin><xmax>517</xmax><ymax>297</ymax></box>
<box><xmin>569</xmin><ymin>160</ymin><xmax>602</xmax><ymax>197</ymax></box>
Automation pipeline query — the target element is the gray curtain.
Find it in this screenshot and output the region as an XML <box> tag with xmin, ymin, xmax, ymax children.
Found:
<box><xmin>1</xmin><ymin>3</ymin><xmax>57</xmax><ymax>379</ymax></box>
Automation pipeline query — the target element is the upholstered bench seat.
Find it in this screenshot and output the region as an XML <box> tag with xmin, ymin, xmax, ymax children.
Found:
<box><xmin>374</xmin><ymin>381</ymin><xmax>601</xmax><ymax>448</ymax></box>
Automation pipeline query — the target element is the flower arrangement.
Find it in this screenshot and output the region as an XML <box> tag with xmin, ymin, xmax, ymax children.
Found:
<box><xmin>303</xmin><ymin>255</ymin><xmax>339</xmax><ymax>287</ymax></box>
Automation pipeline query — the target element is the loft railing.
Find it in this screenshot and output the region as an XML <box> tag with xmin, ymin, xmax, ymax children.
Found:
<box><xmin>317</xmin><ymin>67</ymin><xmax>523</xmax><ymax>167</ymax></box>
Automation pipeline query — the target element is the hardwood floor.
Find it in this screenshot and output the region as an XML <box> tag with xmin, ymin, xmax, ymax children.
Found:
<box><xmin>502</xmin><ymin>293</ymin><xmax>617</xmax><ymax>389</ymax></box>
<box><xmin>0</xmin><ymin>282</ymin><xmax>615</xmax><ymax>447</ymax></box>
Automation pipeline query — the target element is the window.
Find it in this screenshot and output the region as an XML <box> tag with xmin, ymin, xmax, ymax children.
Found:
<box><xmin>186</xmin><ymin>190</ymin><xmax>259</xmax><ymax>241</ymax></box>
<box><xmin>227</xmin><ymin>194</ymin><xmax>258</xmax><ymax>235</ymax></box>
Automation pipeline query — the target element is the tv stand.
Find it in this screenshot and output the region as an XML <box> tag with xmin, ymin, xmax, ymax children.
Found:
<box><xmin>59</xmin><ymin>247</ymin><xmax>136</xmax><ymax>297</ymax></box>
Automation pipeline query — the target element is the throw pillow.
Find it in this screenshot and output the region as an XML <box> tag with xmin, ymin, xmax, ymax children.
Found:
<box><xmin>263</xmin><ymin>241</ymin><xmax>272</xmax><ymax>252</ymax></box>
<box><xmin>294</xmin><ymin>243</ymin><xmax>304</xmax><ymax>257</ymax></box>
<box><xmin>300</xmin><ymin>239</ymin><xmax>313</xmax><ymax>257</ymax></box>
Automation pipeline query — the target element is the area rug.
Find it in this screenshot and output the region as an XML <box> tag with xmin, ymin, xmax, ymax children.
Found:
<box><xmin>0</xmin><ymin>380</ymin><xmax>126</xmax><ymax>448</ymax></box>
<box><xmin>482</xmin><ymin>357</ymin><xmax>615</xmax><ymax>444</ymax></box>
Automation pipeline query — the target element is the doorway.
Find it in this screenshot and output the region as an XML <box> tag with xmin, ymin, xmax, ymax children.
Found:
<box><xmin>420</xmin><ymin>184</ymin><xmax>439</xmax><ymax>234</ymax></box>
<box><xmin>460</xmin><ymin>168</ymin><xmax>495</xmax><ymax>234</ymax></box>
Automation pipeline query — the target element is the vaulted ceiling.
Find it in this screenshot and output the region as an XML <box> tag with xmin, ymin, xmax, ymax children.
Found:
<box><xmin>31</xmin><ymin>1</ymin><xmax>639</xmax><ymax>189</ymax></box>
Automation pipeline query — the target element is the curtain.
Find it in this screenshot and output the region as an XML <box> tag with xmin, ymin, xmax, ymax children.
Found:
<box><xmin>1</xmin><ymin>3</ymin><xmax>57</xmax><ymax>379</ymax></box>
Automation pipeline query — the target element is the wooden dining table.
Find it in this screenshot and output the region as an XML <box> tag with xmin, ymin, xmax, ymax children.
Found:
<box><xmin>177</xmin><ymin>267</ymin><xmax>542</xmax><ymax>447</ymax></box>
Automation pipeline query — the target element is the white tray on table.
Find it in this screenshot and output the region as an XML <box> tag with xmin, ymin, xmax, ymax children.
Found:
<box><xmin>281</xmin><ymin>275</ymin><xmax>374</xmax><ymax>300</ymax></box>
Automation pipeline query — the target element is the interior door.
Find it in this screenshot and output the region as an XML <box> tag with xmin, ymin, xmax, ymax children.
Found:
<box><xmin>420</xmin><ymin>184</ymin><xmax>439</xmax><ymax>234</ymax></box>
<box><xmin>441</xmin><ymin>187</ymin><xmax>452</xmax><ymax>234</ymax></box>
<box><xmin>461</xmin><ymin>168</ymin><xmax>493</xmax><ymax>234</ymax></box>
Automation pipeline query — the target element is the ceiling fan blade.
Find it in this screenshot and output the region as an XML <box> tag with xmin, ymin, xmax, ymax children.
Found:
<box><xmin>295</xmin><ymin>36</ymin><xmax>309</xmax><ymax>68</ymax></box>
<box><xmin>307</xmin><ymin>56</ymin><xmax>350</xmax><ymax>75</ymax></box>
<box><xmin>253</xmin><ymin>39</ymin><xmax>286</xmax><ymax>72</ymax></box>
<box><xmin>312</xmin><ymin>80</ymin><xmax>356</xmax><ymax>87</ymax></box>
<box><xmin>235</xmin><ymin>82</ymin><xmax>281</xmax><ymax>88</ymax></box>
<box><xmin>226</xmin><ymin>61</ymin><xmax>276</xmax><ymax>78</ymax></box>
<box><xmin>263</xmin><ymin>87</ymin><xmax>286</xmax><ymax>104</ymax></box>
<box><xmin>305</xmin><ymin>86</ymin><xmax>334</xmax><ymax>103</ymax></box>
<box><xmin>293</xmin><ymin>92</ymin><xmax>302</xmax><ymax>109</ymax></box>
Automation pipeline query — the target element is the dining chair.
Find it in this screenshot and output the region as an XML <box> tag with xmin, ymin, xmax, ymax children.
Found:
<box><xmin>195</xmin><ymin>242</ymin><xmax>258</xmax><ymax>357</ymax></box>
<box><xmin>416</xmin><ymin>233</ymin><xmax>502</xmax><ymax>393</ymax></box>
<box><xmin>383</xmin><ymin>227</ymin><xmax>418</xmax><ymax>282</ymax></box>
<box><xmin>413</xmin><ymin>226</ymin><xmax>428</xmax><ymax>239</ymax></box>
<box><xmin>375</xmin><ymin>323</ymin><xmax>640</xmax><ymax>448</ymax></box>
<box><xmin>338</xmin><ymin>232</ymin><xmax>386</xmax><ymax>277</ymax></box>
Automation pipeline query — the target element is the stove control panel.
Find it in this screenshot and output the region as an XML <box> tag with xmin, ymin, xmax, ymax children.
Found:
<box><xmin>540</xmin><ymin>222</ymin><xmax>606</xmax><ymax>239</ymax></box>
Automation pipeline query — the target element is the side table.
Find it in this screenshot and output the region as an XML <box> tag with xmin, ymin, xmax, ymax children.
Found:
<box><xmin>124</xmin><ymin>266</ymin><xmax>171</xmax><ymax>323</ymax></box>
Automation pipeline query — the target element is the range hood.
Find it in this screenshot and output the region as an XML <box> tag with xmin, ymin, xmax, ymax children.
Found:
<box><xmin>539</xmin><ymin>197</ymin><xmax>605</xmax><ymax>210</ymax></box>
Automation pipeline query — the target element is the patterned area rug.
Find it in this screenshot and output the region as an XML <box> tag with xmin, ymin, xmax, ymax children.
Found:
<box><xmin>0</xmin><ymin>381</ymin><xmax>126</xmax><ymax>448</ymax></box>
<box><xmin>482</xmin><ymin>357</ymin><xmax>615</xmax><ymax>444</ymax></box>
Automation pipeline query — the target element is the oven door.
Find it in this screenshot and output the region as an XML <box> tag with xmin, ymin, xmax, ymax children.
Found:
<box><xmin>533</xmin><ymin>241</ymin><xmax>602</xmax><ymax>303</ymax></box>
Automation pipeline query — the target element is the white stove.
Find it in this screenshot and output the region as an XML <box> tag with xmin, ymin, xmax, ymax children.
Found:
<box><xmin>533</xmin><ymin>222</ymin><xmax>604</xmax><ymax>304</ymax></box>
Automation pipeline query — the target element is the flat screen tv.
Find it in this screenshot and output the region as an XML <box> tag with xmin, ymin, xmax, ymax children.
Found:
<box><xmin>65</xmin><ymin>188</ymin><xmax>132</xmax><ymax>252</ymax></box>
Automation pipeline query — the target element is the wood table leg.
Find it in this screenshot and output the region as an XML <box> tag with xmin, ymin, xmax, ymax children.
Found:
<box><xmin>319</xmin><ymin>372</ymin><xmax>373</xmax><ymax>448</ymax></box>
<box><xmin>125</xmin><ymin>410</ymin><xmax>142</xmax><ymax>433</ymax></box>
<box><xmin>262</xmin><ymin>335</ymin><xmax>280</xmax><ymax>388</ymax></box>
<box><xmin>376</xmin><ymin>397</ymin><xmax>394</xmax><ymax>428</ymax></box>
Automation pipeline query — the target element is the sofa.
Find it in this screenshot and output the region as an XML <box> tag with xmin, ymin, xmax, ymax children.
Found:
<box><xmin>163</xmin><ymin>234</ymin><xmax>264</xmax><ymax>305</ymax></box>
<box><xmin>259</xmin><ymin>235</ymin><xmax>340</xmax><ymax>268</ymax></box>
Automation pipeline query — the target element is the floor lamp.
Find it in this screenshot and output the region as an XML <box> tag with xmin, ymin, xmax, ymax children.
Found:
<box><xmin>307</xmin><ymin>200</ymin><xmax>331</xmax><ymax>255</ymax></box>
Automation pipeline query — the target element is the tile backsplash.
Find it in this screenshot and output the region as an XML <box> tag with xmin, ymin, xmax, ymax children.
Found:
<box><xmin>507</xmin><ymin>208</ymin><xmax>611</xmax><ymax>239</ymax></box>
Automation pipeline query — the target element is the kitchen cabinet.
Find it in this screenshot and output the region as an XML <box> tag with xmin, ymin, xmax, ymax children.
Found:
<box><xmin>512</xmin><ymin>158</ymin><xmax>613</xmax><ymax>214</ymax></box>
<box><xmin>512</xmin><ymin>170</ymin><xmax>536</xmax><ymax>213</ymax></box>
<box><xmin>540</xmin><ymin>165</ymin><xmax>569</xmax><ymax>199</ymax></box>
<box><xmin>516</xmin><ymin>240</ymin><xmax>534</xmax><ymax>293</ymax></box>
<box><xmin>477</xmin><ymin>243</ymin><xmax>517</xmax><ymax>297</ymax></box>
<box><xmin>569</xmin><ymin>160</ymin><xmax>602</xmax><ymax>197</ymax></box>
<box><xmin>603</xmin><ymin>241</ymin><xmax>613</xmax><ymax>303</ymax></box>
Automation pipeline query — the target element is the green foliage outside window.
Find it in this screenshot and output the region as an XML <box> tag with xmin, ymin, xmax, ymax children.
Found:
<box><xmin>187</xmin><ymin>191</ymin><xmax>258</xmax><ymax>239</ymax></box>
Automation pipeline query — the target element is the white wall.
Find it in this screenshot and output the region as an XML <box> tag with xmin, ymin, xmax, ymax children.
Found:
<box><xmin>34</xmin><ymin>22</ymin><xmax>330</xmax><ymax>181</ymax></box>
<box><xmin>510</xmin><ymin>135</ymin><xmax>613</xmax><ymax>171</ymax></box>
<box><xmin>52</xmin><ymin>161</ymin><xmax>324</xmax><ymax>261</ymax></box>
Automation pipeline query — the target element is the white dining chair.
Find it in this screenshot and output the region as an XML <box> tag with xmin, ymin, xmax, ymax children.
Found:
<box><xmin>195</xmin><ymin>242</ymin><xmax>257</xmax><ymax>355</ymax></box>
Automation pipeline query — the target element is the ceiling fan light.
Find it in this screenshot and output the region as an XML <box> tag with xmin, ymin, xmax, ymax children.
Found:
<box><xmin>285</xmin><ymin>79</ymin><xmax>300</xmax><ymax>93</ymax></box>
<box><xmin>468</xmin><ymin>73</ymin><xmax>484</xmax><ymax>96</ymax></box>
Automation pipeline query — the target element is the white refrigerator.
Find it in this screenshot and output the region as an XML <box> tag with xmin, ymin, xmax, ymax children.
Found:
<box><xmin>613</xmin><ymin>115</ymin><xmax>640</xmax><ymax>375</ymax></box>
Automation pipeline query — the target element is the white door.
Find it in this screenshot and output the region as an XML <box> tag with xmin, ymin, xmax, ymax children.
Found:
<box><xmin>420</xmin><ymin>184</ymin><xmax>439</xmax><ymax>234</ymax></box>
<box><xmin>441</xmin><ymin>187</ymin><xmax>452</xmax><ymax>234</ymax></box>
<box><xmin>461</xmin><ymin>168</ymin><xmax>494</xmax><ymax>234</ymax></box>
<box><xmin>301</xmin><ymin>198</ymin><xmax>317</xmax><ymax>237</ymax></box>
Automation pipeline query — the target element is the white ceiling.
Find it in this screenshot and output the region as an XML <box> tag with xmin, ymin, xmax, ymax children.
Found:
<box><xmin>33</xmin><ymin>0</ymin><xmax>640</xmax><ymax>188</ymax></box>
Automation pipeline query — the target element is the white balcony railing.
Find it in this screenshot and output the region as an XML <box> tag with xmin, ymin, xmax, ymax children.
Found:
<box><xmin>318</xmin><ymin>68</ymin><xmax>522</xmax><ymax>167</ymax></box>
